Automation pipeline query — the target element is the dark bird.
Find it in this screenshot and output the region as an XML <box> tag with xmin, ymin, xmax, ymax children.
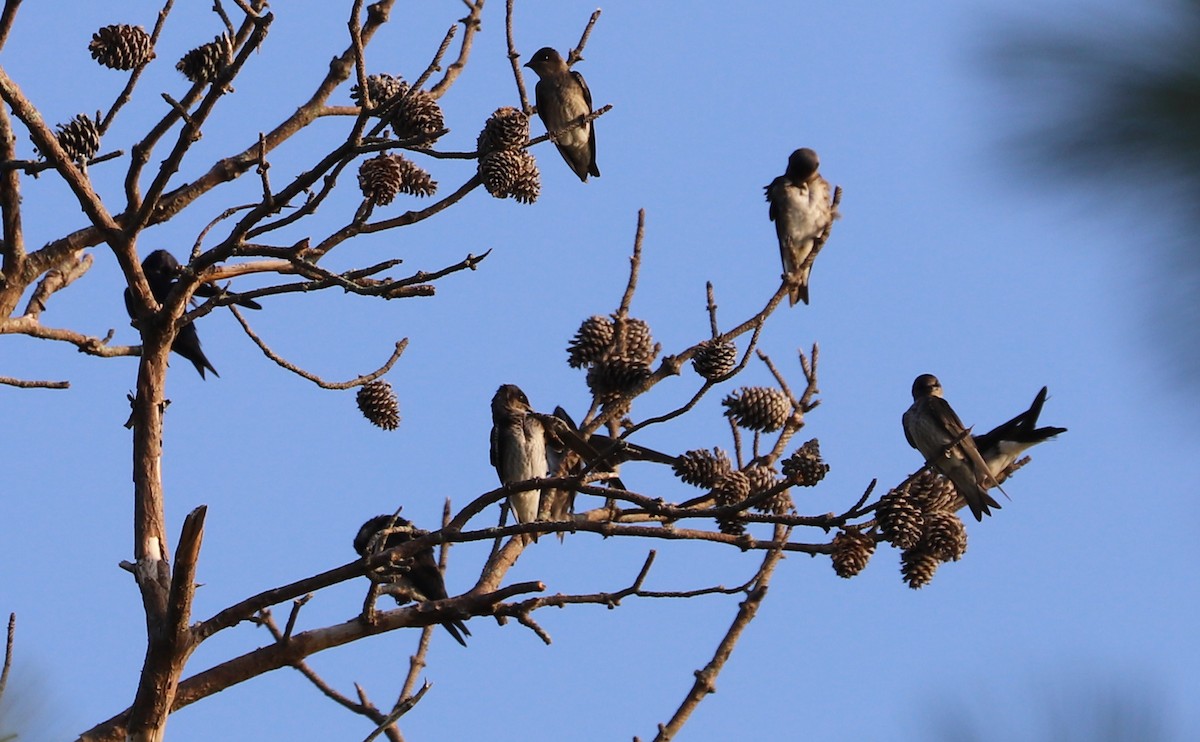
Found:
<box><xmin>903</xmin><ymin>374</ymin><xmax>1004</xmax><ymax>521</ymax></box>
<box><xmin>765</xmin><ymin>148</ymin><xmax>835</xmax><ymax>305</ymax></box>
<box><xmin>490</xmin><ymin>384</ymin><xmax>551</xmax><ymax>532</ymax></box>
<box><xmin>973</xmin><ymin>386</ymin><xmax>1067</xmax><ymax>480</ymax></box>
<box><xmin>540</xmin><ymin>406</ymin><xmax>678</xmax><ymax>525</ymax></box>
<box><xmin>353</xmin><ymin>514</ymin><xmax>470</xmax><ymax>647</ymax></box>
<box><xmin>123</xmin><ymin>249</ymin><xmax>261</xmax><ymax>379</ymax></box>
<box><xmin>524</xmin><ymin>46</ymin><xmax>599</xmax><ymax>181</ymax></box>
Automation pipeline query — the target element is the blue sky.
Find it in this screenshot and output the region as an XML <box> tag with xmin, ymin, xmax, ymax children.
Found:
<box><xmin>2</xmin><ymin>1</ymin><xmax>1197</xmax><ymax>740</ymax></box>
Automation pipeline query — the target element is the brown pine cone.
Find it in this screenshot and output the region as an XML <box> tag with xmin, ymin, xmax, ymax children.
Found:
<box><xmin>480</xmin><ymin>149</ymin><xmax>540</xmax><ymax>203</ymax></box>
<box><xmin>692</xmin><ymin>339</ymin><xmax>737</xmax><ymax>380</ymax></box>
<box><xmin>673</xmin><ymin>448</ymin><xmax>732</xmax><ymax>489</ymax></box>
<box><xmin>350</xmin><ymin>73</ymin><xmax>407</xmax><ymax>111</ymax></box>
<box><xmin>781</xmin><ymin>438</ymin><xmax>829</xmax><ymax>487</ymax></box>
<box><xmin>617</xmin><ymin>317</ymin><xmax>657</xmax><ymax>366</ymax></box>
<box><xmin>89</xmin><ymin>24</ymin><xmax>154</xmax><ymax>70</ymax></box>
<box><xmin>876</xmin><ymin>490</ymin><xmax>924</xmax><ymax>550</ymax></box>
<box><xmin>921</xmin><ymin>510</ymin><xmax>967</xmax><ymax>562</ymax></box>
<box><xmin>477</xmin><ymin>107</ymin><xmax>530</xmax><ymax>155</ymax></box>
<box><xmin>586</xmin><ymin>355</ymin><xmax>652</xmax><ymax>401</ymax></box>
<box><xmin>356</xmin><ymin>380</ymin><xmax>400</xmax><ymax>430</ymax></box>
<box><xmin>722</xmin><ymin>386</ymin><xmax>791</xmax><ymax>432</ymax></box>
<box><xmin>177</xmin><ymin>34</ymin><xmax>232</xmax><ymax>83</ymax></box>
<box><xmin>831</xmin><ymin>529</ymin><xmax>875</xmax><ymax>578</ymax></box>
<box><xmin>712</xmin><ymin>470</ymin><xmax>751</xmax><ymax>536</ymax></box>
<box><xmin>390</xmin><ymin>89</ymin><xmax>445</xmax><ymax>144</ymax></box>
<box><xmin>35</xmin><ymin>114</ymin><xmax>101</xmax><ymax>164</ymax></box>
<box><xmin>900</xmin><ymin>547</ymin><xmax>940</xmax><ymax>589</ymax></box>
<box><xmin>567</xmin><ymin>315</ymin><xmax>615</xmax><ymax>368</ymax></box>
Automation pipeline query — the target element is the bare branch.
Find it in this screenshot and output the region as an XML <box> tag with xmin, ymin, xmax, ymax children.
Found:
<box><xmin>231</xmin><ymin>306</ymin><xmax>407</xmax><ymax>389</ymax></box>
<box><xmin>566</xmin><ymin>9</ymin><xmax>603</xmax><ymax>66</ymax></box>
<box><xmin>0</xmin><ymin>375</ymin><xmax>69</xmax><ymax>389</ymax></box>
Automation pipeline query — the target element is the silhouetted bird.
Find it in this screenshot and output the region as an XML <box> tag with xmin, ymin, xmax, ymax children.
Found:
<box><xmin>353</xmin><ymin>514</ymin><xmax>470</xmax><ymax>647</ymax></box>
<box><xmin>123</xmin><ymin>250</ymin><xmax>260</xmax><ymax>379</ymax></box>
<box><xmin>902</xmin><ymin>374</ymin><xmax>1003</xmax><ymax>521</ymax></box>
<box><xmin>974</xmin><ymin>386</ymin><xmax>1067</xmax><ymax>479</ymax></box>
<box><xmin>765</xmin><ymin>148</ymin><xmax>834</xmax><ymax>305</ymax></box>
<box><xmin>525</xmin><ymin>46</ymin><xmax>600</xmax><ymax>181</ymax></box>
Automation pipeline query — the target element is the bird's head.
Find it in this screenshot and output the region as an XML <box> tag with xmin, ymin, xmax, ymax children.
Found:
<box><xmin>524</xmin><ymin>47</ymin><xmax>565</xmax><ymax>76</ymax></box>
<box><xmin>354</xmin><ymin>513</ymin><xmax>417</xmax><ymax>557</ymax></box>
<box><xmin>492</xmin><ymin>383</ymin><xmax>532</xmax><ymax>416</ymax></box>
<box><xmin>141</xmin><ymin>249</ymin><xmax>182</xmax><ymax>278</ymax></box>
<box><xmin>911</xmin><ymin>374</ymin><xmax>943</xmax><ymax>400</ymax></box>
<box><xmin>786</xmin><ymin>148</ymin><xmax>821</xmax><ymax>181</ymax></box>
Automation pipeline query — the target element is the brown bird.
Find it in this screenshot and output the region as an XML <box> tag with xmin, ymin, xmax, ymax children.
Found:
<box><xmin>525</xmin><ymin>46</ymin><xmax>600</xmax><ymax>181</ymax></box>
<box><xmin>764</xmin><ymin>148</ymin><xmax>835</xmax><ymax>305</ymax></box>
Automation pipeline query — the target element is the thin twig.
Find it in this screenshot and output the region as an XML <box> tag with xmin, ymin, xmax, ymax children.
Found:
<box><xmin>230</xmin><ymin>305</ymin><xmax>407</xmax><ymax>389</ymax></box>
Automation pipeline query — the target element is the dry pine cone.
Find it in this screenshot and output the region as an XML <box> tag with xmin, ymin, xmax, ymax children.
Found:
<box><xmin>477</xmin><ymin>107</ymin><xmax>530</xmax><ymax>155</ymax></box>
<box><xmin>89</xmin><ymin>24</ymin><xmax>154</xmax><ymax>70</ymax></box>
<box><xmin>358</xmin><ymin>153</ymin><xmax>437</xmax><ymax>203</ymax></box>
<box><xmin>673</xmin><ymin>448</ymin><xmax>732</xmax><ymax>488</ymax></box>
<box><xmin>36</xmin><ymin>114</ymin><xmax>100</xmax><ymax>163</ymax></box>
<box><xmin>713</xmin><ymin>470</ymin><xmax>751</xmax><ymax>536</ymax></box>
<box><xmin>177</xmin><ymin>34</ymin><xmax>232</xmax><ymax>83</ymax></box>
<box><xmin>781</xmin><ymin>438</ymin><xmax>829</xmax><ymax>487</ymax></box>
<box><xmin>480</xmin><ymin>149</ymin><xmax>540</xmax><ymax>203</ymax></box>
<box><xmin>350</xmin><ymin>73</ymin><xmax>407</xmax><ymax>111</ymax></box>
<box><xmin>391</xmin><ymin>88</ymin><xmax>445</xmax><ymax>144</ymax></box>
<box><xmin>356</xmin><ymin>380</ymin><xmax>400</xmax><ymax>430</ymax></box>
<box><xmin>831</xmin><ymin>529</ymin><xmax>875</xmax><ymax>578</ymax></box>
<box><xmin>586</xmin><ymin>355</ymin><xmax>652</xmax><ymax>400</ymax></box>
<box><xmin>567</xmin><ymin>315</ymin><xmax>615</xmax><ymax>368</ymax></box>
<box><xmin>900</xmin><ymin>547</ymin><xmax>940</xmax><ymax>589</ymax></box>
<box><xmin>692</xmin><ymin>339</ymin><xmax>737</xmax><ymax>380</ymax></box>
<box><xmin>722</xmin><ymin>386</ymin><xmax>790</xmax><ymax>432</ymax></box>
<box><xmin>921</xmin><ymin>510</ymin><xmax>967</xmax><ymax>562</ymax></box>
<box><xmin>876</xmin><ymin>490</ymin><xmax>924</xmax><ymax>550</ymax></box>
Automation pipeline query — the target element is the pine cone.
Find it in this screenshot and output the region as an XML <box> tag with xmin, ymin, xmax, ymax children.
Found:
<box><xmin>615</xmin><ymin>317</ymin><xmax>656</xmax><ymax>365</ymax></box>
<box><xmin>722</xmin><ymin>386</ymin><xmax>790</xmax><ymax>432</ymax></box>
<box><xmin>692</xmin><ymin>338</ymin><xmax>737</xmax><ymax>380</ymax></box>
<box><xmin>673</xmin><ymin>448</ymin><xmax>732</xmax><ymax>488</ymax></box>
<box><xmin>390</xmin><ymin>89</ymin><xmax>445</xmax><ymax>144</ymax></box>
<box><xmin>876</xmin><ymin>490</ymin><xmax>924</xmax><ymax>550</ymax></box>
<box><xmin>177</xmin><ymin>34</ymin><xmax>232</xmax><ymax>83</ymax></box>
<box><xmin>480</xmin><ymin>149</ymin><xmax>540</xmax><ymax>203</ymax></box>
<box><xmin>477</xmin><ymin>107</ymin><xmax>530</xmax><ymax>155</ymax></box>
<box><xmin>89</xmin><ymin>24</ymin><xmax>154</xmax><ymax>70</ymax></box>
<box><xmin>921</xmin><ymin>510</ymin><xmax>967</xmax><ymax>562</ymax></box>
<box><xmin>906</xmin><ymin>470</ymin><xmax>959</xmax><ymax>513</ymax></box>
<box><xmin>744</xmin><ymin>465</ymin><xmax>790</xmax><ymax>514</ymax></box>
<box><xmin>567</xmin><ymin>315</ymin><xmax>615</xmax><ymax>368</ymax></box>
<box><xmin>358</xmin><ymin>153</ymin><xmax>437</xmax><ymax>204</ymax></box>
<box><xmin>900</xmin><ymin>547</ymin><xmax>940</xmax><ymax>589</ymax></box>
<box><xmin>356</xmin><ymin>380</ymin><xmax>400</xmax><ymax>430</ymax></box>
<box><xmin>781</xmin><ymin>438</ymin><xmax>829</xmax><ymax>487</ymax></box>
<box><xmin>350</xmin><ymin>73</ymin><xmax>407</xmax><ymax>112</ymax></box>
<box><xmin>831</xmin><ymin>529</ymin><xmax>875</xmax><ymax>578</ymax></box>
<box><xmin>36</xmin><ymin>114</ymin><xmax>101</xmax><ymax>164</ymax></box>
<box><xmin>712</xmin><ymin>470</ymin><xmax>751</xmax><ymax>536</ymax></box>
<box><xmin>586</xmin><ymin>355</ymin><xmax>651</xmax><ymax>400</ymax></box>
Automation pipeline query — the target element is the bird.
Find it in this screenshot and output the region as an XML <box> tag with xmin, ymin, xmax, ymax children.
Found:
<box><xmin>490</xmin><ymin>384</ymin><xmax>552</xmax><ymax>534</ymax></box>
<box><xmin>973</xmin><ymin>386</ymin><xmax>1067</xmax><ymax>480</ymax></box>
<box><xmin>353</xmin><ymin>514</ymin><xmax>470</xmax><ymax>647</ymax></box>
<box><xmin>902</xmin><ymin>374</ymin><xmax>1003</xmax><ymax>521</ymax></box>
<box><xmin>524</xmin><ymin>46</ymin><xmax>599</xmax><ymax>181</ymax></box>
<box><xmin>540</xmin><ymin>406</ymin><xmax>678</xmax><ymax>525</ymax></box>
<box><xmin>122</xmin><ymin>250</ymin><xmax>261</xmax><ymax>379</ymax></box>
<box><xmin>764</xmin><ymin>148</ymin><xmax>835</xmax><ymax>305</ymax></box>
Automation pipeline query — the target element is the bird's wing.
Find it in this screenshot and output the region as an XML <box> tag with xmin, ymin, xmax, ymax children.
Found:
<box><xmin>571</xmin><ymin>69</ymin><xmax>593</xmax><ymax>111</ymax></box>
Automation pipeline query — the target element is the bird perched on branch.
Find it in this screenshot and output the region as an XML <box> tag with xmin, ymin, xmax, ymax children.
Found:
<box><xmin>490</xmin><ymin>384</ymin><xmax>552</xmax><ymax>533</ymax></box>
<box><xmin>541</xmin><ymin>406</ymin><xmax>678</xmax><ymax>524</ymax></box>
<box><xmin>353</xmin><ymin>514</ymin><xmax>470</xmax><ymax>647</ymax></box>
<box><xmin>525</xmin><ymin>46</ymin><xmax>600</xmax><ymax>181</ymax></box>
<box><xmin>973</xmin><ymin>386</ymin><xmax>1067</xmax><ymax>479</ymax></box>
<box><xmin>903</xmin><ymin>374</ymin><xmax>1004</xmax><ymax>521</ymax></box>
<box><xmin>122</xmin><ymin>249</ymin><xmax>261</xmax><ymax>379</ymax></box>
<box><xmin>765</xmin><ymin>147</ymin><xmax>835</xmax><ymax>305</ymax></box>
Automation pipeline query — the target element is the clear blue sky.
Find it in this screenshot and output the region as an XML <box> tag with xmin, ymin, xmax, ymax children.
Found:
<box><xmin>2</xmin><ymin>1</ymin><xmax>1196</xmax><ymax>740</ymax></box>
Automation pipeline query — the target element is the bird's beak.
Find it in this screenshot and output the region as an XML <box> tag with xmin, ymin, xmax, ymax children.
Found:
<box><xmin>523</xmin><ymin>59</ymin><xmax>533</xmax><ymax>69</ymax></box>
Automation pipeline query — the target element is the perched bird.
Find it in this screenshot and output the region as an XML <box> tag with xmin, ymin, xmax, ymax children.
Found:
<box><xmin>490</xmin><ymin>384</ymin><xmax>551</xmax><ymax>531</ymax></box>
<box><xmin>353</xmin><ymin>514</ymin><xmax>470</xmax><ymax>647</ymax></box>
<box><xmin>122</xmin><ymin>250</ymin><xmax>261</xmax><ymax>379</ymax></box>
<box><xmin>540</xmin><ymin>406</ymin><xmax>678</xmax><ymax>524</ymax></box>
<box><xmin>902</xmin><ymin>374</ymin><xmax>1003</xmax><ymax>521</ymax></box>
<box><xmin>764</xmin><ymin>148</ymin><xmax>835</xmax><ymax>305</ymax></box>
<box><xmin>973</xmin><ymin>386</ymin><xmax>1067</xmax><ymax>480</ymax></box>
<box><xmin>524</xmin><ymin>46</ymin><xmax>599</xmax><ymax>181</ymax></box>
